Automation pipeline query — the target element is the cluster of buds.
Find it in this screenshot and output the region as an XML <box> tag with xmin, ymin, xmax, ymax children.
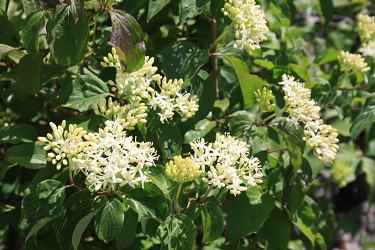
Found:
<box><xmin>221</xmin><ymin>0</ymin><xmax>268</xmax><ymax>54</ymax></box>
<box><xmin>329</xmin><ymin>160</ymin><xmax>351</xmax><ymax>188</ymax></box>
<box><xmin>165</xmin><ymin>155</ymin><xmax>202</xmax><ymax>183</ymax></box>
<box><xmin>254</xmin><ymin>87</ymin><xmax>276</xmax><ymax>112</ymax></box>
<box><xmin>338</xmin><ymin>51</ymin><xmax>370</xmax><ymax>75</ymax></box>
<box><xmin>279</xmin><ymin>75</ymin><xmax>339</xmax><ymax>165</ymax></box>
<box><xmin>189</xmin><ymin>133</ymin><xmax>263</xmax><ymax>196</ymax></box>
<box><xmin>0</xmin><ymin>108</ymin><xmax>19</xmax><ymax>132</ymax></box>
<box><xmin>36</xmin><ymin>120</ymin><xmax>88</xmax><ymax>170</ymax></box>
<box><xmin>100</xmin><ymin>47</ymin><xmax>121</xmax><ymax>70</ymax></box>
<box><xmin>359</xmin><ymin>40</ymin><xmax>375</xmax><ymax>61</ymax></box>
<box><xmin>357</xmin><ymin>14</ymin><xmax>375</xmax><ymax>43</ymax></box>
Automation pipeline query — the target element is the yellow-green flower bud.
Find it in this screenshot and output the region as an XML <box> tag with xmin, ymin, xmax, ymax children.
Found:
<box><xmin>165</xmin><ymin>155</ymin><xmax>202</xmax><ymax>183</ymax></box>
<box><xmin>254</xmin><ymin>87</ymin><xmax>276</xmax><ymax>112</ymax></box>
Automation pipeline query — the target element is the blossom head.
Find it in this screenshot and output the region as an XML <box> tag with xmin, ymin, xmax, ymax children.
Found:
<box><xmin>36</xmin><ymin>120</ymin><xmax>88</xmax><ymax>170</ymax></box>
<box><xmin>190</xmin><ymin>133</ymin><xmax>263</xmax><ymax>196</ymax></box>
<box><xmin>221</xmin><ymin>0</ymin><xmax>268</xmax><ymax>55</ymax></box>
<box><xmin>338</xmin><ymin>51</ymin><xmax>370</xmax><ymax>75</ymax></box>
<box><xmin>359</xmin><ymin>40</ymin><xmax>375</xmax><ymax>61</ymax></box>
<box><xmin>358</xmin><ymin>14</ymin><xmax>375</xmax><ymax>43</ymax></box>
<box><xmin>74</xmin><ymin>120</ymin><xmax>157</xmax><ymax>191</ymax></box>
<box><xmin>165</xmin><ymin>155</ymin><xmax>202</xmax><ymax>183</ymax></box>
<box><xmin>254</xmin><ymin>87</ymin><xmax>276</xmax><ymax>112</ymax></box>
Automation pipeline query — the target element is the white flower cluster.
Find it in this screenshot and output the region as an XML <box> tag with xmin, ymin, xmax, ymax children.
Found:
<box><xmin>73</xmin><ymin>120</ymin><xmax>157</xmax><ymax>191</ymax></box>
<box><xmin>279</xmin><ymin>75</ymin><xmax>339</xmax><ymax>165</ymax></box>
<box><xmin>359</xmin><ymin>40</ymin><xmax>375</xmax><ymax>61</ymax></box>
<box><xmin>338</xmin><ymin>51</ymin><xmax>370</xmax><ymax>75</ymax></box>
<box><xmin>358</xmin><ymin>14</ymin><xmax>375</xmax><ymax>43</ymax></box>
<box><xmin>36</xmin><ymin>121</ymin><xmax>87</xmax><ymax>170</ymax></box>
<box><xmin>221</xmin><ymin>0</ymin><xmax>268</xmax><ymax>55</ymax></box>
<box><xmin>189</xmin><ymin>133</ymin><xmax>263</xmax><ymax>196</ymax></box>
<box><xmin>99</xmin><ymin>50</ymin><xmax>199</xmax><ymax>125</ymax></box>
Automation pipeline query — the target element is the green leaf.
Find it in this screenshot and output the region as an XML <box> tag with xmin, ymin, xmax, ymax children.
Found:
<box><xmin>95</xmin><ymin>198</ymin><xmax>124</xmax><ymax>243</ymax></box>
<box><xmin>0</xmin><ymin>210</ymin><xmax>9</xmax><ymax>244</ymax></box>
<box><xmin>178</xmin><ymin>0</ymin><xmax>208</xmax><ymax>25</ymax></box>
<box><xmin>261</xmin><ymin>167</ymin><xmax>284</xmax><ymax>200</ymax></box>
<box><xmin>269</xmin><ymin>2</ymin><xmax>290</xmax><ymax>28</ymax></box>
<box><xmin>184</xmin><ymin>119</ymin><xmax>216</xmax><ymax>144</ymax></box>
<box><xmin>46</xmin><ymin>5</ymin><xmax>89</xmax><ymax>66</ymax></box>
<box><xmin>116</xmin><ymin>208</ymin><xmax>138</xmax><ymax>249</ymax></box>
<box><xmin>157</xmin><ymin>214</ymin><xmax>197</xmax><ymax>250</ymax></box>
<box><xmin>20</xmin><ymin>11</ymin><xmax>45</xmax><ymax>53</ymax></box>
<box><xmin>226</xmin><ymin>187</ymin><xmax>275</xmax><ymax>242</ymax></box>
<box><xmin>147</xmin><ymin>0</ymin><xmax>171</xmax><ymax>22</ymax></box>
<box><xmin>41</xmin><ymin>64</ymin><xmax>68</xmax><ymax>84</ymax></box>
<box><xmin>190</xmin><ymin>70</ymin><xmax>216</xmax><ymax>122</ymax></box>
<box><xmin>162</xmin><ymin>41</ymin><xmax>209</xmax><ymax>80</ymax></box>
<box><xmin>19</xmin><ymin>180</ymin><xmax>65</xmax><ymax>244</ymax></box>
<box><xmin>223</xmin><ymin>55</ymin><xmax>264</xmax><ymax>109</ymax></box>
<box><xmin>214</xmin><ymin>98</ymin><xmax>230</xmax><ymax>112</ymax></box>
<box><xmin>0</xmin><ymin>44</ymin><xmax>17</xmax><ymax>60</ymax></box>
<box><xmin>288</xmin><ymin>63</ymin><xmax>309</xmax><ymax>83</ymax></box>
<box><xmin>137</xmin><ymin>108</ymin><xmax>160</xmax><ymax>141</ymax></box>
<box><xmin>201</xmin><ymin>201</ymin><xmax>223</xmax><ymax>243</ymax></box>
<box><xmin>108</xmin><ymin>9</ymin><xmax>145</xmax><ymax>73</ymax></box>
<box><xmin>361</xmin><ymin>157</ymin><xmax>375</xmax><ymax>191</ymax></box>
<box><xmin>0</xmin><ymin>9</ymin><xmax>14</xmax><ymax>43</ymax></box>
<box><xmin>54</xmin><ymin>73</ymin><xmax>109</xmax><ymax>112</ymax></box>
<box><xmin>70</xmin><ymin>0</ymin><xmax>84</xmax><ymax>23</ymax></box>
<box><xmin>4</xmin><ymin>143</ymin><xmax>46</xmax><ymax>169</ymax></box>
<box><xmin>0</xmin><ymin>124</ymin><xmax>38</xmax><ymax>144</ymax></box>
<box><xmin>148</xmin><ymin>165</ymin><xmax>179</xmax><ymax>201</ymax></box>
<box><xmin>350</xmin><ymin>96</ymin><xmax>375</xmax><ymax>141</ymax></box>
<box><xmin>258</xmin><ymin>207</ymin><xmax>291</xmax><ymax>250</ymax></box>
<box><xmin>157</xmin><ymin>121</ymin><xmax>182</xmax><ymax>162</ymax></box>
<box><xmin>183</xmin><ymin>200</ymin><xmax>201</xmax><ymax>221</ymax></box>
<box><xmin>21</xmin><ymin>0</ymin><xmax>40</xmax><ymax>15</ymax></box>
<box><xmin>228</xmin><ymin>113</ymin><xmax>255</xmax><ymax>139</ymax></box>
<box><xmin>120</xmin><ymin>183</ymin><xmax>169</xmax><ymax>221</ymax></box>
<box><xmin>314</xmin><ymin>49</ymin><xmax>340</xmax><ymax>65</ymax></box>
<box><xmin>317</xmin><ymin>0</ymin><xmax>334</xmax><ymax>25</ymax></box>
<box><xmin>0</xmin><ymin>160</ymin><xmax>16</xmax><ymax>181</ymax></box>
<box><xmin>16</xmin><ymin>52</ymin><xmax>43</xmax><ymax>95</ymax></box>
<box><xmin>210</xmin><ymin>0</ymin><xmax>225</xmax><ymax>18</ymax></box>
<box><xmin>254</xmin><ymin>59</ymin><xmax>274</xmax><ymax>70</ymax></box>
<box><xmin>56</xmin><ymin>190</ymin><xmax>106</xmax><ymax>250</ymax></box>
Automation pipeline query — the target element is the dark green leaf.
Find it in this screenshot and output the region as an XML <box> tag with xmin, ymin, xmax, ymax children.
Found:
<box><xmin>108</xmin><ymin>9</ymin><xmax>145</xmax><ymax>73</ymax></box>
<box><xmin>258</xmin><ymin>207</ymin><xmax>291</xmax><ymax>250</ymax></box>
<box><xmin>183</xmin><ymin>200</ymin><xmax>201</xmax><ymax>221</ymax></box>
<box><xmin>22</xmin><ymin>0</ymin><xmax>40</xmax><ymax>15</ymax></box>
<box><xmin>120</xmin><ymin>183</ymin><xmax>169</xmax><ymax>221</ymax></box>
<box><xmin>54</xmin><ymin>73</ymin><xmax>109</xmax><ymax>112</ymax></box>
<box><xmin>0</xmin><ymin>210</ymin><xmax>9</xmax><ymax>244</ymax></box>
<box><xmin>202</xmin><ymin>201</ymin><xmax>223</xmax><ymax>243</ymax></box>
<box><xmin>226</xmin><ymin>187</ymin><xmax>275</xmax><ymax>242</ymax></box>
<box><xmin>0</xmin><ymin>9</ymin><xmax>14</xmax><ymax>43</ymax></box>
<box><xmin>70</xmin><ymin>0</ymin><xmax>84</xmax><ymax>23</ymax></box>
<box><xmin>184</xmin><ymin>119</ymin><xmax>216</xmax><ymax>144</ymax></box>
<box><xmin>0</xmin><ymin>124</ymin><xmax>38</xmax><ymax>144</ymax></box>
<box><xmin>0</xmin><ymin>160</ymin><xmax>16</xmax><ymax>181</ymax></box>
<box><xmin>0</xmin><ymin>44</ymin><xmax>17</xmax><ymax>60</ymax></box>
<box><xmin>288</xmin><ymin>63</ymin><xmax>309</xmax><ymax>83</ymax></box>
<box><xmin>317</xmin><ymin>0</ymin><xmax>334</xmax><ymax>24</ymax></box>
<box><xmin>314</xmin><ymin>49</ymin><xmax>340</xmax><ymax>65</ymax></box>
<box><xmin>190</xmin><ymin>70</ymin><xmax>216</xmax><ymax>122</ymax></box>
<box><xmin>148</xmin><ymin>165</ymin><xmax>179</xmax><ymax>201</ymax></box>
<box><xmin>228</xmin><ymin>113</ymin><xmax>255</xmax><ymax>139</ymax></box>
<box><xmin>162</xmin><ymin>41</ymin><xmax>209</xmax><ymax>80</ymax></box>
<box><xmin>56</xmin><ymin>190</ymin><xmax>106</xmax><ymax>250</ymax></box>
<box><xmin>210</xmin><ymin>0</ymin><xmax>225</xmax><ymax>18</ymax></box>
<box><xmin>20</xmin><ymin>11</ymin><xmax>45</xmax><ymax>53</ymax></box>
<box><xmin>147</xmin><ymin>0</ymin><xmax>171</xmax><ymax>22</ymax></box>
<box><xmin>223</xmin><ymin>55</ymin><xmax>264</xmax><ymax>109</ymax></box>
<box><xmin>19</xmin><ymin>180</ymin><xmax>65</xmax><ymax>244</ymax></box>
<box><xmin>116</xmin><ymin>208</ymin><xmax>138</xmax><ymax>249</ymax></box>
<box><xmin>157</xmin><ymin>214</ymin><xmax>197</xmax><ymax>250</ymax></box>
<box><xmin>4</xmin><ymin>143</ymin><xmax>46</xmax><ymax>169</ymax></box>
<box><xmin>47</xmin><ymin>5</ymin><xmax>89</xmax><ymax>66</ymax></box>
<box><xmin>95</xmin><ymin>198</ymin><xmax>124</xmax><ymax>243</ymax></box>
<box><xmin>269</xmin><ymin>2</ymin><xmax>290</xmax><ymax>28</ymax></box>
<box><xmin>350</xmin><ymin>96</ymin><xmax>375</xmax><ymax>141</ymax></box>
<box><xmin>178</xmin><ymin>0</ymin><xmax>208</xmax><ymax>25</ymax></box>
<box><xmin>16</xmin><ymin>52</ymin><xmax>43</xmax><ymax>95</ymax></box>
<box><xmin>137</xmin><ymin>108</ymin><xmax>160</xmax><ymax>141</ymax></box>
<box><xmin>157</xmin><ymin>121</ymin><xmax>182</xmax><ymax>162</ymax></box>
<box><xmin>261</xmin><ymin>167</ymin><xmax>284</xmax><ymax>200</ymax></box>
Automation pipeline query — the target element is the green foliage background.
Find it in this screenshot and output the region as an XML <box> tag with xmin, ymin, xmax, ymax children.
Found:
<box><xmin>1</xmin><ymin>0</ymin><xmax>375</xmax><ymax>249</ymax></box>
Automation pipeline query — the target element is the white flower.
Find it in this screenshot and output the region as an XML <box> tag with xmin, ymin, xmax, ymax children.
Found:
<box><xmin>74</xmin><ymin>120</ymin><xmax>158</xmax><ymax>191</ymax></box>
<box><xmin>36</xmin><ymin>120</ymin><xmax>88</xmax><ymax>170</ymax></box>
<box><xmin>221</xmin><ymin>0</ymin><xmax>268</xmax><ymax>54</ymax></box>
<box><xmin>190</xmin><ymin>133</ymin><xmax>262</xmax><ymax>196</ymax></box>
<box><xmin>359</xmin><ymin>40</ymin><xmax>375</xmax><ymax>61</ymax></box>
